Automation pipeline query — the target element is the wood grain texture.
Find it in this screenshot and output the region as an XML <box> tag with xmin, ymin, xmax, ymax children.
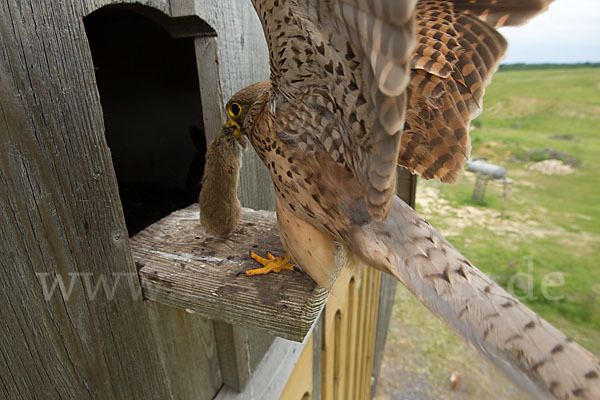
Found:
<box><xmin>187</xmin><ymin>3</ymin><xmax>277</xmax><ymax>390</ymax></box>
<box><xmin>0</xmin><ymin>0</ymin><xmax>276</xmax><ymax>398</ymax></box>
<box><xmin>214</xmin><ymin>321</ymin><xmax>275</xmax><ymax>392</ymax></box>
<box><xmin>311</xmin><ymin>315</ymin><xmax>324</xmax><ymax>400</ymax></box>
<box><xmin>177</xmin><ymin>0</ymin><xmax>275</xmax><ymax>211</ymax></box>
<box><xmin>0</xmin><ymin>0</ymin><xmax>222</xmax><ymax>398</ymax></box>
<box><xmin>92</xmin><ymin>0</ymin><xmax>275</xmax><ymax>213</ymax></box>
<box><xmin>214</xmin><ymin>335</ymin><xmax>309</xmax><ymax>400</ymax></box>
<box><xmin>279</xmin><ymin>334</ymin><xmax>314</xmax><ymax>400</ymax></box>
<box><xmin>132</xmin><ymin>204</ymin><xmax>334</xmax><ymax>342</ymax></box>
<box><xmin>396</xmin><ymin>166</ymin><xmax>418</xmax><ymax>206</ymax></box>
<box><xmin>318</xmin><ymin>261</ymin><xmax>383</xmax><ymax>400</ymax></box>
<box><xmin>194</xmin><ymin>35</ymin><xmax>224</xmax><ymax>145</ymax></box>
<box><xmin>371</xmin><ymin>273</ymin><xmax>398</xmax><ymax>398</ymax></box>
<box><xmin>145</xmin><ymin>302</ymin><xmax>222</xmax><ymax>399</ymax></box>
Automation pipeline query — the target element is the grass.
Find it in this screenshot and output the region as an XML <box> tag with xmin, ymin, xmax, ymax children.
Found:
<box><xmin>376</xmin><ymin>68</ymin><xmax>600</xmax><ymax>399</ymax></box>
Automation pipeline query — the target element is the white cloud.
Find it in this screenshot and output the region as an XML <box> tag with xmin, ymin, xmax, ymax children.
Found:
<box><xmin>499</xmin><ymin>0</ymin><xmax>600</xmax><ymax>63</ymax></box>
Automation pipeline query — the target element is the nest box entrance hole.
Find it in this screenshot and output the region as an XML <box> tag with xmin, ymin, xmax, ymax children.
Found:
<box><xmin>84</xmin><ymin>5</ymin><xmax>213</xmax><ymax>236</ymax></box>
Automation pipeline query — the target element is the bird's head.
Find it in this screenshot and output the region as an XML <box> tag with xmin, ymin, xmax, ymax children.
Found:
<box><xmin>225</xmin><ymin>81</ymin><xmax>271</xmax><ymax>139</ymax></box>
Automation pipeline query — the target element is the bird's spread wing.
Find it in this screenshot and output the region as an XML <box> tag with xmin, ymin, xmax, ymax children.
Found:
<box><xmin>251</xmin><ymin>0</ymin><xmax>417</xmax><ymax>220</ymax></box>
<box><xmin>399</xmin><ymin>0</ymin><xmax>554</xmax><ymax>182</ymax></box>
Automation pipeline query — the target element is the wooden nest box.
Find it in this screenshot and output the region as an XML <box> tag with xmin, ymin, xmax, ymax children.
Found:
<box><xmin>133</xmin><ymin>205</ymin><xmax>330</xmax><ymax>342</ymax></box>
<box><xmin>1</xmin><ymin>1</ymin><xmax>416</xmax><ymax>399</ymax></box>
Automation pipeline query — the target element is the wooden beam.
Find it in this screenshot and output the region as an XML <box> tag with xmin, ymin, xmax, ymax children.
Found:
<box><xmin>214</xmin><ymin>335</ymin><xmax>310</xmax><ymax>400</ymax></box>
<box><xmin>131</xmin><ymin>204</ymin><xmax>336</xmax><ymax>342</ymax></box>
<box><xmin>213</xmin><ymin>322</ymin><xmax>274</xmax><ymax>392</ymax></box>
<box><xmin>194</xmin><ymin>35</ymin><xmax>224</xmax><ymax>145</ymax></box>
<box><xmin>395</xmin><ymin>166</ymin><xmax>417</xmax><ymax>206</ymax></box>
<box><xmin>0</xmin><ymin>1</ymin><xmax>223</xmax><ymax>398</ymax></box>
<box><xmin>311</xmin><ymin>315</ymin><xmax>324</xmax><ymax>400</ymax></box>
<box><xmin>279</xmin><ymin>333</ymin><xmax>314</xmax><ymax>400</ymax></box>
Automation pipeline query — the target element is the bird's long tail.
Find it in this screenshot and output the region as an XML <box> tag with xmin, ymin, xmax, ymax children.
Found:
<box><xmin>350</xmin><ymin>195</ymin><xmax>600</xmax><ymax>400</ymax></box>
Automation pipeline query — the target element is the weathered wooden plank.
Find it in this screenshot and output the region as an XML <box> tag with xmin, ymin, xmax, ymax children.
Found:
<box><xmin>370</xmin><ymin>273</ymin><xmax>398</xmax><ymax>399</ymax></box>
<box><xmin>279</xmin><ymin>334</ymin><xmax>314</xmax><ymax>400</ymax></box>
<box><xmin>0</xmin><ymin>0</ymin><xmax>221</xmax><ymax>398</ymax></box>
<box><xmin>135</xmin><ymin>1</ymin><xmax>276</xmax><ymax>392</ymax></box>
<box><xmin>174</xmin><ymin>0</ymin><xmax>269</xmax><ymax>102</ymax></box>
<box><xmin>85</xmin><ymin>0</ymin><xmax>275</xmax><ymax>212</ymax></box>
<box><xmin>194</xmin><ymin>35</ymin><xmax>224</xmax><ymax>145</ymax></box>
<box><xmin>214</xmin><ymin>321</ymin><xmax>275</xmax><ymax>392</ymax></box>
<box><xmin>311</xmin><ymin>315</ymin><xmax>324</xmax><ymax>400</ymax></box>
<box><xmin>363</xmin><ymin>269</ymin><xmax>381</xmax><ymax>399</ymax></box>
<box><xmin>173</xmin><ymin>0</ymin><xmax>276</xmax><ymax>212</ymax></box>
<box><xmin>169</xmin><ymin>0</ymin><xmax>195</xmax><ymax>17</ymax></box>
<box><xmin>0</xmin><ymin>0</ymin><xmax>285</xmax><ymax>398</ymax></box>
<box><xmin>102</xmin><ymin>2</ymin><xmax>214</xmax><ymax>38</ymax></box>
<box><xmin>396</xmin><ymin>166</ymin><xmax>418</xmax><ymax>206</ymax></box>
<box><xmin>345</xmin><ymin>276</ymin><xmax>359</xmax><ymax>400</ymax></box>
<box><xmin>132</xmin><ymin>204</ymin><xmax>333</xmax><ymax>342</ymax></box>
<box><xmin>214</xmin><ymin>335</ymin><xmax>310</xmax><ymax>400</ymax></box>
<box><xmin>185</xmin><ymin>3</ymin><xmax>278</xmax><ymax>392</ymax></box>
<box><xmin>145</xmin><ymin>302</ymin><xmax>222</xmax><ymax>399</ymax></box>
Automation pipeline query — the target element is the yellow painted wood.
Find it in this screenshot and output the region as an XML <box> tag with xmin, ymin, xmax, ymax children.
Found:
<box><xmin>361</xmin><ymin>269</ymin><xmax>381</xmax><ymax>399</ymax></box>
<box><xmin>280</xmin><ymin>334</ymin><xmax>314</xmax><ymax>400</ymax></box>
<box><xmin>355</xmin><ymin>273</ymin><xmax>367</xmax><ymax>399</ymax></box>
<box><xmin>345</xmin><ymin>276</ymin><xmax>359</xmax><ymax>400</ymax></box>
<box><xmin>333</xmin><ymin>308</ymin><xmax>344</xmax><ymax>400</ymax></box>
<box><xmin>280</xmin><ymin>257</ymin><xmax>383</xmax><ymax>400</ymax></box>
<box><xmin>281</xmin><ymin>259</ymin><xmax>381</xmax><ymax>400</ymax></box>
<box><xmin>322</xmin><ymin>265</ymin><xmax>354</xmax><ymax>400</ymax></box>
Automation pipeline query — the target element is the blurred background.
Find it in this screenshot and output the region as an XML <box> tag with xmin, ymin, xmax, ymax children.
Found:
<box><xmin>376</xmin><ymin>1</ymin><xmax>600</xmax><ymax>398</ymax></box>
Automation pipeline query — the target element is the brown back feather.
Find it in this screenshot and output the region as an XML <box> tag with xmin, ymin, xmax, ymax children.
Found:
<box><xmin>399</xmin><ymin>0</ymin><xmax>554</xmax><ymax>182</ymax></box>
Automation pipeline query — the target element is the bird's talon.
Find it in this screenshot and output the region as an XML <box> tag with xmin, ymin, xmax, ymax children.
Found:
<box><xmin>246</xmin><ymin>252</ymin><xmax>294</xmax><ymax>276</ymax></box>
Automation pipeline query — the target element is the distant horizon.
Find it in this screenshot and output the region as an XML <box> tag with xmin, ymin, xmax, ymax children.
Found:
<box><xmin>500</xmin><ymin>61</ymin><xmax>600</xmax><ymax>65</ymax></box>
<box><xmin>499</xmin><ymin>0</ymin><xmax>600</xmax><ymax>64</ymax></box>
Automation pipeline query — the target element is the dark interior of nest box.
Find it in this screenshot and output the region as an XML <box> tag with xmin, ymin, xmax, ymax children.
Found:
<box><xmin>84</xmin><ymin>6</ymin><xmax>208</xmax><ymax>236</ymax></box>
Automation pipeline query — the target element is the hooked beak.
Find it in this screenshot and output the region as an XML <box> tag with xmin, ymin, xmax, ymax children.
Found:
<box><xmin>225</xmin><ymin>118</ymin><xmax>247</xmax><ymax>148</ymax></box>
<box><xmin>226</xmin><ymin>118</ymin><xmax>242</xmax><ymax>138</ymax></box>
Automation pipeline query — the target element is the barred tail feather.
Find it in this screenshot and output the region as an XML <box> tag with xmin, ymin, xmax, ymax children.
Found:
<box><xmin>350</xmin><ymin>196</ymin><xmax>600</xmax><ymax>400</ymax></box>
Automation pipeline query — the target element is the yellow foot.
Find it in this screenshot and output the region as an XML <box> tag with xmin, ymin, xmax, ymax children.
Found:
<box><xmin>245</xmin><ymin>252</ymin><xmax>295</xmax><ymax>276</ymax></box>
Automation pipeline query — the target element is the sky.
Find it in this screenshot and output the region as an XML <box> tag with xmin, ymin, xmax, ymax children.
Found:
<box><xmin>498</xmin><ymin>0</ymin><xmax>600</xmax><ymax>64</ymax></box>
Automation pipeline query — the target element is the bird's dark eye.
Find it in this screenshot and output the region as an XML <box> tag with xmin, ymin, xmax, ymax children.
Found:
<box><xmin>229</xmin><ymin>102</ymin><xmax>242</xmax><ymax>118</ymax></box>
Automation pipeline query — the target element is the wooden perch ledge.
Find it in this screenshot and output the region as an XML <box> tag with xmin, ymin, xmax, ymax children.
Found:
<box><xmin>131</xmin><ymin>204</ymin><xmax>340</xmax><ymax>342</ymax></box>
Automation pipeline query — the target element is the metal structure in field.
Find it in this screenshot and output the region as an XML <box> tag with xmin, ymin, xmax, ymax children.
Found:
<box><xmin>0</xmin><ymin>1</ymin><xmax>411</xmax><ymax>398</ymax></box>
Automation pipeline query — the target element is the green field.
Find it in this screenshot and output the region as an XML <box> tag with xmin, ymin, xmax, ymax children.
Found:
<box><xmin>376</xmin><ymin>67</ymin><xmax>600</xmax><ymax>399</ymax></box>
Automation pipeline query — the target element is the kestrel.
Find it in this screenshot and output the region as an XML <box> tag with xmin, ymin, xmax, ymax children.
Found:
<box><xmin>213</xmin><ymin>0</ymin><xmax>600</xmax><ymax>398</ymax></box>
